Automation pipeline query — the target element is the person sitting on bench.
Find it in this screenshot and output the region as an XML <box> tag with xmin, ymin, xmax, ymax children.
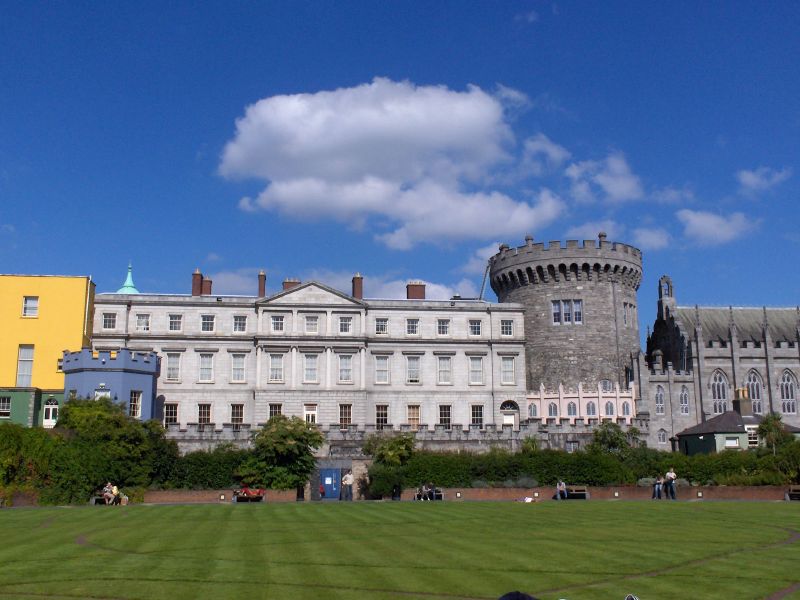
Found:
<box><xmin>102</xmin><ymin>482</ymin><xmax>114</xmax><ymax>505</ymax></box>
<box><xmin>554</xmin><ymin>479</ymin><xmax>568</xmax><ymax>501</ymax></box>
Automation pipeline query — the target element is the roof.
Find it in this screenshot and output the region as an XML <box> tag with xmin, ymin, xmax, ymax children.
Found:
<box><xmin>116</xmin><ymin>264</ymin><xmax>139</xmax><ymax>294</ymax></box>
<box><xmin>676</xmin><ymin>411</ymin><xmax>800</xmax><ymax>437</ymax></box>
<box><xmin>675</xmin><ymin>306</ymin><xmax>799</xmax><ymax>342</ymax></box>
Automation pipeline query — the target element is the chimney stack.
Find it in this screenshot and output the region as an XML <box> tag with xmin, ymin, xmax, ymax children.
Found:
<box><xmin>283</xmin><ymin>278</ymin><xmax>301</xmax><ymax>291</ymax></box>
<box><xmin>733</xmin><ymin>387</ymin><xmax>753</xmax><ymax>417</ymax></box>
<box><xmin>351</xmin><ymin>272</ymin><xmax>363</xmax><ymax>299</ymax></box>
<box><xmin>258</xmin><ymin>270</ymin><xmax>266</xmax><ymax>297</ymax></box>
<box><xmin>406</xmin><ymin>281</ymin><xmax>426</xmax><ymax>300</ymax></box>
<box><xmin>201</xmin><ymin>278</ymin><xmax>212</xmax><ymax>295</ymax></box>
<box><xmin>192</xmin><ymin>269</ymin><xmax>203</xmax><ymax>296</ymax></box>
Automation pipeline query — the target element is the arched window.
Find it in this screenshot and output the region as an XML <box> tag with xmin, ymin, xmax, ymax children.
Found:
<box><xmin>655</xmin><ymin>385</ymin><xmax>665</xmax><ymax>415</ymax></box>
<box><xmin>529</xmin><ymin>403</ymin><xmax>538</xmax><ymax>418</ymax></box>
<box><xmin>622</xmin><ymin>401</ymin><xmax>631</xmax><ymax>416</ymax></box>
<box><xmin>605</xmin><ymin>401</ymin><xmax>614</xmax><ymax>416</ymax></box>
<box><xmin>746</xmin><ymin>371</ymin><xmax>763</xmax><ymax>414</ymax></box>
<box><xmin>567</xmin><ymin>401</ymin><xmax>577</xmax><ymax>417</ymax></box>
<box><xmin>548</xmin><ymin>402</ymin><xmax>558</xmax><ymax>417</ymax></box>
<box><xmin>600</xmin><ymin>379</ymin><xmax>614</xmax><ymax>393</ymax></box>
<box><xmin>42</xmin><ymin>398</ymin><xmax>59</xmax><ymax>429</ymax></box>
<box><xmin>711</xmin><ymin>371</ymin><xmax>728</xmax><ymax>414</ymax></box>
<box><xmin>586</xmin><ymin>401</ymin><xmax>597</xmax><ymax>416</ymax></box>
<box><xmin>781</xmin><ymin>371</ymin><xmax>797</xmax><ymax>414</ymax></box>
<box><xmin>679</xmin><ymin>386</ymin><xmax>689</xmax><ymax>415</ymax></box>
<box><xmin>657</xmin><ymin>429</ymin><xmax>667</xmax><ymax>444</ymax></box>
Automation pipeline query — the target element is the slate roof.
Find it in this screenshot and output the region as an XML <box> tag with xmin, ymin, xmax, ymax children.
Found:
<box><xmin>676</xmin><ymin>411</ymin><xmax>800</xmax><ymax>436</ymax></box>
<box><xmin>675</xmin><ymin>306</ymin><xmax>800</xmax><ymax>342</ymax></box>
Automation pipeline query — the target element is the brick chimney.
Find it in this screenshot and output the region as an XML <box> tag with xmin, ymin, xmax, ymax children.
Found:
<box><xmin>191</xmin><ymin>269</ymin><xmax>203</xmax><ymax>296</ymax></box>
<box><xmin>258</xmin><ymin>270</ymin><xmax>266</xmax><ymax>297</ymax></box>
<box><xmin>406</xmin><ymin>281</ymin><xmax>426</xmax><ymax>300</ymax></box>
<box><xmin>201</xmin><ymin>278</ymin><xmax>212</xmax><ymax>295</ymax></box>
<box><xmin>351</xmin><ymin>273</ymin><xmax>363</xmax><ymax>299</ymax></box>
<box><xmin>283</xmin><ymin>278</ymin><xmax>300</xmax><ymax>291</ymax></box>
<box><xmin>733</xmin><ymin>387</ymin><xmax>753</xmax><ymax>417</ymax></box>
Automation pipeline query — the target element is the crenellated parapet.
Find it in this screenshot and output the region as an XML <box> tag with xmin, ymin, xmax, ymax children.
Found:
<box><xmin>61</xmin><ymin>348</ymin><xmax>161</xmax><ymax>376</ymax></box>
<box><xmin>489</xmin><ymin>232</ymin><xmax>643</xmax><ymax>299</ymax></box>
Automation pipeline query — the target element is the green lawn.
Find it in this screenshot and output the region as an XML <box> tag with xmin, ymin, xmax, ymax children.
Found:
<box><xmin>0</xmin><ymin>501</ymin><xmax>798</xmax><ymax>600</ymax></box>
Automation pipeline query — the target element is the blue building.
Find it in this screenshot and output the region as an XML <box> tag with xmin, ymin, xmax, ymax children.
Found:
<box><xmin>62</xmin><ymin>348</ymin><xmax>162</xmax><ymax>421</ymax></box>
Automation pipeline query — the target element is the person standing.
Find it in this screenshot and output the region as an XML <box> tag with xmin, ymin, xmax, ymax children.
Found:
<box><xmin>652</xmin><ymin>474</ymin><xmax>664</xmax><ymax>500</ymax></box>
<box><xmin>665</xmin><ymin>467</ymin><xmax>677</xmax><ymax>500</ymax></box>
<box><xmin>342</xmin><ymin>469</ymin><xmax>354</xmax><ymax>501</ymax></box>
<box><xmin>555</xmin><ymin>479</ymin><xmax>567</xmax><ymax>501</ymax></box>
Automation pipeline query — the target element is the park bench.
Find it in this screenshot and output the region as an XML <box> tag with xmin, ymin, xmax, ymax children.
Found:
<box><xmin>233</xmin><ymin>488</ymin><xmax>265</xmax><ymax>503</ymax></box>
<box><xmin>566</xmin><ymin>486</ymin><xmax>590</xmax><ymax>500</ymax></box>
<box><xmin>90</xmin><ymin>496</ymin><xmax>106</xmax><ymax>505</ymax></box>
<box><xmin>785</xmin><ymin>486</ymin><xmax>800</xmax><ymax>501</ymax></box>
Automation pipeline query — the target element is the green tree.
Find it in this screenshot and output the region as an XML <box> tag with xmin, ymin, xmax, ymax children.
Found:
<box><xmin>362</xmin><ymin>433</ymin><xmax>415</xmax><ymax>466</ymax></box>
<box><xmin>586</xmin><ymin>422</ymin><xmax>633</xmax><ymax>457</ymax></box>
<box><xmin>757</xmin><ymin>412</ymin><xmax>792</xmax><ymax>456</ymax></box>
<box><xmin>241</xmin><ymin>415</ymin><xmax>323</xmax><ymax>490</ymax></box>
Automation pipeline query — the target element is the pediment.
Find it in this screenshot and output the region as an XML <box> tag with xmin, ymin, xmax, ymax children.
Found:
<box><xmin>261</xmin><ymin>281</ymin><xmax>363</xmax><ymax>307</ymax></box>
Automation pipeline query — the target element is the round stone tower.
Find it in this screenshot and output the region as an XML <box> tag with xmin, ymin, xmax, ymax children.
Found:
<box><xmin>489</xmin><ymin>232</ymin><xmax>643</xmax><ymax>391</ymax></box>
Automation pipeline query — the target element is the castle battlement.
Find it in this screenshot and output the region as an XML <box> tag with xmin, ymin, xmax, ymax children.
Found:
<box><xmin>61</xmin><ymin>348</ymin><xmax>161</xmax><ymax>375</ymax></box>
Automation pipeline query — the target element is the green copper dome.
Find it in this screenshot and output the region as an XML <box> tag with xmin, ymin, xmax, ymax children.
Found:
<box><xmin>116</xmin><ymin>263</ymin><xmax>139</xmax><ymax>294</ymax></box>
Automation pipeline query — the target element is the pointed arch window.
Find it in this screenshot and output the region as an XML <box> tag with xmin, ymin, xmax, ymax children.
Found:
<box><xmin>567</xmin><ymin>401</ymin><xmax>577</xmax><ymax>417</ymax></box>
<box><xmin>586</xmin><ymin>401</ymin><xmax>597</xmax><ymax>416</ymax></box>
<box><xmin>655</xmin><ymin>385</ymin><xmax>665</xmax><ymax>415</ymax></box>
<box><xmin>529</xmin><ymin>403</ymin><xmax>538</xmax><ymax>418</ymax></box>
<box><xmin>622</xmin><ymin>401</ymin><xmax>631</xmax><ymax>416</ymax></box>
<box><xmin>604</xmin><ymin>401</ymin><xmax>614</xmax><ymax>416</ymax></box>
<box><xmin>711</xmin><ymin>371</ymin><xmax>728</xmax><ymax>414</ymax></box>
<box><xmin>781</xmin><ymin>371</ymin><xmax>797</xmax><ymax>414</ymax></box>
<box><xmin>746</xmin><ymin>371</ymin><xmax>763</xmax><ymax>414</ymax></box>
<box><xmin>548</xmin><ymin>402</ymin><xmax>558</xmax><ymax>418</ymax></box>
<box><xmin>657</xmin><ymin>429</ymin><xmax>667</xmax><ymax>444</ymax></box>
<box><xmin>679</xmin><ymin>386</ymin><xmax>690</xmax><ymax>415</ymax></box>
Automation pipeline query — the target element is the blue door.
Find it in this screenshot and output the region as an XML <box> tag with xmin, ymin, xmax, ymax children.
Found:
<box><xmin>320</xmin><ymin>468</ymin><xmax>340</xmax><ymax>501</ymax></box>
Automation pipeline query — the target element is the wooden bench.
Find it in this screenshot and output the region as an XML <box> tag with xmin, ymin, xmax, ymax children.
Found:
<box><xmin>786</xmin><ymin>486</ymin><xmax>800</xmax><ymax>501</ymax></box>
<box><xmin>566</xmin><ymin>486</ymin><xmax>590</xmax><ymax>500</ymax></box>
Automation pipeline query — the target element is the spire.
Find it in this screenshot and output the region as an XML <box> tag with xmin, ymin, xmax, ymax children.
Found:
<box><xmin>116</xmin><ymin>262</ymin><xmax>139</xmax><ymax>294</ymax></box>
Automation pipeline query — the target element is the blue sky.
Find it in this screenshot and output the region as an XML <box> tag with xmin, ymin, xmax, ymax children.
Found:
<box><xmin>1</xmin><ymin>2</ymin><xmax>798</xmax><ymax>336</ymax></box>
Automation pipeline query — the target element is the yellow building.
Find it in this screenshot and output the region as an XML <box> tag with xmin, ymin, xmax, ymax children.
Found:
<box><xmin>0</xmin><ymin>275</ymin><xmax>94</xmax><ymax>427</ymax></box>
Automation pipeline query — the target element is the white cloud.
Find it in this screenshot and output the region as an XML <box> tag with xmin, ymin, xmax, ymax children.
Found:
<box><xmin>299</xmin><ymin>268</ymin><xmax>478</xmax><ymax>300</ymax></box>
<box><xmin>565</xmin><ymin>219</ymin><xmax>624</xmax><ymax>240</ymax></box>
<box><xmin>1</xmin><ymin>224</ymin><xmax>14</xmax><ymax>234</ymax></box>
<box><xmin>220</xmin><ymin>78</ymin><xmax>565</xmax><ymax>248</ymax></box>
<box><xmin>650</xmin><ymin>185</ymin><xmax>694</xmax><ymax>205</ymax></box>
<box><xmin>461</xmin><ymin>241</ymin><xmax>502</xmax><ymax>274</ymax></box>
<box><xmin>515</xmin><ymin>10</ymin><xmax>539</xmax><ymax>23</ymax></box>
<box><xmin>519</xmin><ymin>133</ymin><xmax>571</xmax><ymax>177</ymax></box>
<box><xmin>676</xmin><ymin>209</ymin><xmax>755</xmax><ymax>246</ymax></box>
<box><xmin>736</xmin><ymin>166</ymin><xmax>792</xmax><ymax>195</ymax></box>
<box><xmin>206</xmin><ymin>252</ymin><xmax>222</xmax><ymax>263</ymax></box>
<box><xmin>565</xmin><ymin>152</ymin><xmax>643</xmax><ymax>203</ymax></box>
<box><xmin>631</xmin><ymin>227</ymin><xmax>670</xmax><ymax>250</ymax></box>
<box><xmin>207</xmin><ymin>268</ymin><xmax>263</xmax><ymax>295</ymax></box>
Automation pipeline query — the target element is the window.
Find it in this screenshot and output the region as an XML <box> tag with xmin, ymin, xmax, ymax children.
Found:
<box><xmin>0</xmin><ymin>397</ymin><xmax>10</xmax><ymax>419</ymax></box>
<box><xmin>680</xmin><ymin>386</ymin><xmax>689</xmax><ymax>415</ymax></box>
<box><xmin>747</xmin><ymin>427</ymin><xmax>759</xmax><ymax>449</ymax></box>
<box><xmin>169</xmin><ymin>314</ymin><xmax>182</xmax><ymax>331</ymax></box>
<box><xmin>437</xmin><ymin>319</ymin><xmax>450</xmax><ymax>336</ymax></box>
<box><xmin>304</xmin><ymin>354</ymin><xmax>318</xmax><ymax>383</ymax></box>
<box><xmin>563</xmin><ymin>300</ymin><xmax>572</xmax><ymax>323</ymax></box>
<box><xmin>437</xmin><ymin>356</ymin><xmax>452</xmax><ymax>384</ymax></box>
<box><xmin>655</xmin><ymin>386</ymin><xmax>665</xmax><ymax>415</ymax></box>
<box><xmin>657</xmin><ymin>429</ymin><xmax>667</xmax><ymax>444</ymax></box>
<box><xmin>407</xmin><ymin>405</ymin><xmax>420</xmax><ymax>430</ymax></box>
<box><xmin>406</xmin><ymin>356</ymin><xmax>421</xmax><ymax>384</ymax></box>
<box><xmin>376</xmin><ymin>404</ymin><xmax>389</xmax><ymax>429</ymax></box>
<box><xmin>231</xmin><ymin>353</ymin><xmax>246</xmax><ymax>383</ymax></box>
<box><xmin>231</xmin><ymin>404</ymin><xmax>243</xmax><ymax>431</ymax></box>
<box><xmin>746</xmin><ymin>371</ymin><xmax>763</xmax><ymax>414</ymax></box>
<box><xmin>471</xmin><ymin>405</ymin><xmax>484</xmax><ymax>428</ymax></box>
<box><xmin>198</xmin><ymin>404</ymin><xmax>211</xmax><ymax>429</ymax></box>
<box><xmin>548</xmin><ymin>402</ymin><xmax>558</xmax><ymax>417</ymax></box>
<box><xmin>712</xmin><ymin>371</ymin><xmax>728</xmax><ymax>414</ymax></box>
<box><xmin>724</xmin><ymin>436</ymin><xmax>740</xmax><ymax>449</ymax></box>
<box><xmin>529</xmin><ymin>403</ymin><xmax>538</xmax><ymax>418</ymax></box>
<box><xmin>338</xmin><ymin>354</ymin><xmax>353</xmax><ymax>383</ymax></box>
<box><xmin>375</xmin><ymin>318</ymin><xmax>388</xmax><ymax>335</ymax></box>
<box><xmin>566</xmin><ymin>440</ymin><xmax>580</xmax><ymax>453</ymax></box>
<box><xmin>269</xmin><ymin>354</ymin><xmax>284</xmax><ymax>382</ymax></box>
<box><xmin>781</xmin><ymin>371</ymin><xmax>797</xmax><ymax>414</ymax></box>
<box><xmin>552</xmin><ymin>301</ymin><xmax>561</xmax><ymax>324</ymax></box>
<box><xmin>469</xmin><ymin>356</ymin><xmax>484</xmax><ymax>384</ymax></box>
<box><xmin>103</xmin><ymin>313</ymin><xmax>117</xmax><ymax>329</ymax></box>
<box><xmin>501</xmin><ymin>319</ymin><xmax>513</xmax><ymax>336</ymax></box>
<box><xmin>605</xmin><ymin>401</ymin><xmax>615</xmax><ymax>416</ymax></box>
<box><xmin>271</xmin><ymin>315</ymin><xmax>284</xmax><ymax>332</ymax></box>
<box><xmin>375</xmin><ymin>355</ymin><xmax>390</xmax><ymax>384</ymax></box>
<box><xmin>622</xmin><ymin>302</ymin><xmax>628</xmax><ymax>326</ymax></box>
<box><xmin>469</xmin><ymin>320</ymin><xmax>482</xmax><ymax>336</ymax></box>
<box><xmin>165</xmin><ymin>353</ymin><xmax>181</xmax><ymax>381</ymax></box>
<box><xmin>269</xmin><ymin>404</ymin><xmax>282</xmax><ymax>419</ymax></box>
<box><xmin>201</xmin><ymin>315</ymin><xmax>215</xmax><ymax>332</ymax></box>
<box><xmin>199</xmin><ymin>353</ymin><xmax>214</xmax><ymax>382</ymax></box>
<box><xmin>439</xmin><ymin>405</ymin><xmax>451</xmax><ymax>429</ymax></box>
<box><xmin>16</xmin><ymin>345</ymin><xmax>34</xmax><ymax>387</ymax></box>
<box><xmin>22</xmin><ymin>296</ymin><xmax>39</xmax><ymax>317</ymax></box>
<box><xmin>567</xmin><ymin>401</ymin><xmax>577</xmax><ymax>417</ymax></box>
<box><xmin>305</xmin><ymin>315</ymin><xmax>318</xmax><ymax>333</ymax></box>
<box><xmin>573</xmin><ymin>300</ymin><xmax>583</xmax><ymax>324</ymax></box>
<box><xmin>586</xmin><ymin>401</ymin><xmax>597</xmax><ymax>416</ymax></box>
<box><xmin>304</xmin><ymin>404</ymin><xmax>317</xmax><ymax>424</ymax></box>
<box><xmin>164</xmin><ymin>403</ymin><xmax>178</xmax><ymax>425</ymax></box>
<box><xmin>600</xmin><ymin>379</ymin><xmax>614</xmax><ymax>393</ymax></box>
<box><xmin>622</xmin><ymin>401</ymin><xmax>631</xmax><ymax>416</ymax></box>
<box><xmin>339</xmin><ymin>316</ymin><xmax>352</xmax><ymax>334</ymax></box>
<box><xmin>339</xmin><ymin>404</ymin><xmax>352</xmax><ymax>430</ymax></box>
<box><xmin>406</xmin><ymin>318</ymin><xmax>419</xmax><ymax>335</ymax></box>
<box><xmin>129</xmin><ymin>391</ymin><xmax>142</xmax><ymax>418</ymax></box>
<box><xmin>233</xmin><ymin>316</ymin><xmax>247</xmax><ymax>333</ymax></box>
<box><xmin>136</xmin><ymin>314</ymin><xmax>150</xmax><ymax>331</ymax></box>
<box><xmin>501</xmin><ymin>356</ymin><xmax>515</xmax><ymax>385</ymax></box>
